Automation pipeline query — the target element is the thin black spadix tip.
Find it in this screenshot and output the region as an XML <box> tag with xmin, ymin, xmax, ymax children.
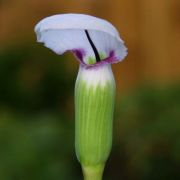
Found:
<box><xmin>85</xmin><ymin>30</ymin><xmax>101</xmax><ymax>62</ymax></box>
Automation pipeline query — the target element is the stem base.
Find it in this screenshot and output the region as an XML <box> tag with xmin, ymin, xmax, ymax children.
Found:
<box><xmin>82</xmin><ymin>164</ymin><xmax>105</xmax><ymax>180</ymax></box>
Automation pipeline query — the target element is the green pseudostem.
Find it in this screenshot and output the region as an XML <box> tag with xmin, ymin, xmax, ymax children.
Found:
<box><xmin>75</xmin><ymin>65</ymin><xmax>115</xmax><ymax>180</ymax></box>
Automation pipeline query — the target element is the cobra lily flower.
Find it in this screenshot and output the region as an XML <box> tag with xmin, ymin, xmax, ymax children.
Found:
<box><xmin>35</xmin><ymin>13</ymin><xmax>127</xmax><ymax>180</ymax></box>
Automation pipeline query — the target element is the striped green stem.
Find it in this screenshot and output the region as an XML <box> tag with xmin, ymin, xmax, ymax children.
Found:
<box><xmin>82</xmin><ymin>164</ymin><xmax>105</xmax><ymax>180</ymax></box>
<box><xmin>75</xmin><ymin>64</ymin><xmax>115</xmax><ymax>180</ymax></box>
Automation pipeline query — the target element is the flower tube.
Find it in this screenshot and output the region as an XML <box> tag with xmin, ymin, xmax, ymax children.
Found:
<box><xmin>35</xmin><ymin>13</ymin><xmax>127</xmax><ymax>180</ymax></box>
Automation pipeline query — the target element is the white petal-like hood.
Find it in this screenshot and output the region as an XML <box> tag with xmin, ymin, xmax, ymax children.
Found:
<box><xmin>35</xmin><ymin>13</ymin><xmax>127</xmax><ymax>66</ymax></box>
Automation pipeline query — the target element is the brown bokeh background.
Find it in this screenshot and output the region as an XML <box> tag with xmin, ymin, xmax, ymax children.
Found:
<box><xmin>1</xmin><ymin>0</ymin><xmax>180</xmax><ymax>90</ymax></box>
<box><xmin>0</xmin><ymin>0</ymin><xmax>180</xmax><ymax>180</ymax></box>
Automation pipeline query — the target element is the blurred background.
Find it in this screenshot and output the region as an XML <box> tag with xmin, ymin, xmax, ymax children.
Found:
<box><xmin>0</xmin><ymin>0</ymin><xmax>180</xmax><ymax>179</ymax></box>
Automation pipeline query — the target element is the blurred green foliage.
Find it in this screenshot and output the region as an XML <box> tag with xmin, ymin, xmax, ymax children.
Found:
<box><xmin>0</xmin><ymin>44</ymin><xmax>180</xmax><ymax>180</ymax></box>
<box><xmin>112</xmin><ymin>86</ymin><xmax>180</xmax><ymax>180</ymax></box>
<box><xmin>0</xmin><ymin>44</ymin><xmax>76</xmax><ymax>114</ymax></box>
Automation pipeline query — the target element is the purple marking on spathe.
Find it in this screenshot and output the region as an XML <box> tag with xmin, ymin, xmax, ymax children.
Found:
<box><xmin>82</xmin><ymin>50</ymin><xmax>118</xmax><ymax>69</ymax></box>
<box><xmin>72</xmin><ymin>49</ymin><xmax>86</xmax><ymax>64</ymax></box>
<box><xmin>72</xmin><ymin>50</ymin><xmax>119</xmax><ymax>69</ymax></box>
